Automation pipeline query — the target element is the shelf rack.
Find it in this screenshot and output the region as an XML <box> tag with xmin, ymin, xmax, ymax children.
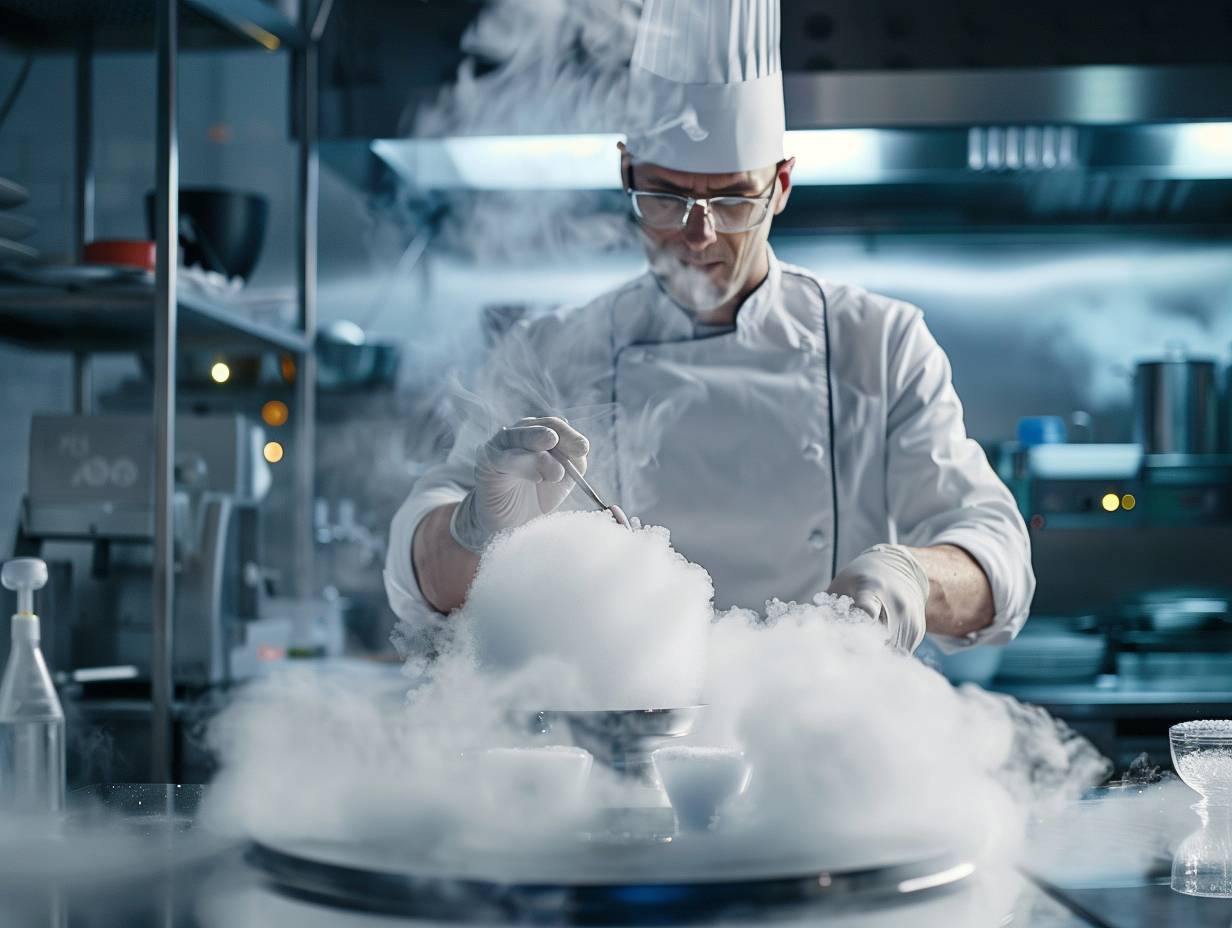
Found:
<box><xmin>0</xmin><ymin>0</ymin><xmax>328</xmax><ymax>781</ymax></box>
<box><xmin>0</xmin><ymin>282</ymin><xmax>310</xmax><ymax>353</ymax></box>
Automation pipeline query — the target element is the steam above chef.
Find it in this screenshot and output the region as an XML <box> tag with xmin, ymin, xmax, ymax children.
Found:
<box><xmin>386</xmin><ymin>0</ymin><xmax>1035</xmax><ymax>654</ymax></box>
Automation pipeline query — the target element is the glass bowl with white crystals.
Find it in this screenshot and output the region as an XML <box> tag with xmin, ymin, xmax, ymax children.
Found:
<box><xmin>1171</xmin><ymin>721</ymin><xmax>1232</xmax><ymax>804</ymax></box>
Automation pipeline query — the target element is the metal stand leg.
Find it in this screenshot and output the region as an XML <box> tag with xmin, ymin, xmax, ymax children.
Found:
<box><xmin>294</xmin><ymin>2</ymin><xmax>319</xmax><ymax>601</ymax></box>
<box><xmin>151</xmin><ymin>0</ymin><xmax>180</xmax><ymax>784</ymax></box>
<box><xmin>72</xmin><ymin>352</ymin><xmax>91</xmax><ymax>414</ymax></box>
<box><xmin>74</xmin><ymin>35</ymin><xmax>94</xmax><ymax>261</ymax></box>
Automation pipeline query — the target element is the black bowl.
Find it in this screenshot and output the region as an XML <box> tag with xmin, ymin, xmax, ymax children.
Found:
<box><xmin>145</xmin><ymin>187</ymin><xmax>268</xmax><ymax>282</ymax></box>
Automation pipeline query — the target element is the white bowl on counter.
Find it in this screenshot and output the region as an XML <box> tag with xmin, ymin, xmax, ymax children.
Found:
<box><xmin>652</xmin><ymin>746</ymin><xmax>752</xmax><ymax>833</ymax></box>
<box><xmin>475</xmin><ymin>745</ymin><xmax>594</xmax><ymax>810</ymax></box>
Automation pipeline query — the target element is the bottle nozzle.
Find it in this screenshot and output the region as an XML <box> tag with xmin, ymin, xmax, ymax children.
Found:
<box><xmin>2</xmin><ymin>558</ymin><xmax>48</xmax><ymax>616</ymax></box>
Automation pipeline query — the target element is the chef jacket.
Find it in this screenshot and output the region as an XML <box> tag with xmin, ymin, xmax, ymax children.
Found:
<box><xmin>385</xmin><ymin>247</ymin><xmax>1034</xmax><ymax>653</ymax></box>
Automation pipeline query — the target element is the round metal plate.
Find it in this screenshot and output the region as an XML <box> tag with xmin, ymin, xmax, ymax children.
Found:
<box><xmin>248</xmin><ymin>821</ymin><xmax>975</xmax><ymax>922</ymax></box>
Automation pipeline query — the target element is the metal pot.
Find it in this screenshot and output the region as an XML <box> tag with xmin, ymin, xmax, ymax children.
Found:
<box><xmin>1133</xmin><ymin>353</ymin><xmax>1219</xmax><ymax>455</ymax></box>
<box><xmin>1225</xmin><ymin>356</ymin><xmax>1232</xmax><ymax>453</ymax></box>
<box><xmin>315</xmin><ymin>320</ymin><xmax>400</xmax><ymax>391</ymax></box>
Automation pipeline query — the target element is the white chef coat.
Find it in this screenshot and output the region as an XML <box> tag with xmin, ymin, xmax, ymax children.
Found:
<box><xmin>385</xmin><ymin>247</ymin><xmax>1034</xmax><ymax>653</ymax></box>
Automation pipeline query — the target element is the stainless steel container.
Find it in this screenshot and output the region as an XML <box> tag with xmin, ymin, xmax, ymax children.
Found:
<box><xmin>1225</xmin><ymin>359</ymin><xmax>1232</xmax><ymax>453</ymax></box>
<box><xmin>1133</xmin><ymin>356</ymin><xmax>1219</xmax><ymax>455</ymax></box>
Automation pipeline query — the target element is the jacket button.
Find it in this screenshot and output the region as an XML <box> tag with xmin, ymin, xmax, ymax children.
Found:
<box><xmin>808</xmin><ymin>530</ymin><xmax>826</xmax><ymax>550</ymax></box>
<box><xmin>803</xmin><ymin>443</ymin><xmax>825</xmax><ymax>463</ymax></box>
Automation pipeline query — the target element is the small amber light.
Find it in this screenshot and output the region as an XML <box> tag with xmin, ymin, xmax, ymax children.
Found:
<box><xmin>1121</xmin><ymin>493</ymin><xmax>1137</xmax><ymax>511</ymax></box>
<box><xmin>263</xmin><ymin>441</ymin><xmax>284</xmax><ymax>463</ymax></box>
<box><xmin>210</xmin><ymin>361</ymin><xmax>231</xmax><ymax>384</ymax></box>
<box><xmin>1101</xmin><ymin>492</ymin><xmax>1120</xmax><ymax>512</ymax></box>
<box><xmin>280</xmin><ymin>355</ymin><xmax>297</xmax><ymax>382</ymax></box>
<box><xmin>261</xmin><ymin>400</ymin><xmax>289</xmax><ymax>427</ymax></box>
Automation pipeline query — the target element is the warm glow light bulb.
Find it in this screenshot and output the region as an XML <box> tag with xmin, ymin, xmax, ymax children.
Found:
<box><xmin>210</xmin><ymin>361</ymin><xmax>231</xmax><ymax>384</ymax></box>
<box><xmin>261</xmin><ymin>400</ymin><xmax>289</xmax><ymax>427</ymax></box>
<box><xmin>263</xmin><ymin>441</ymin><xmax>284</xmax><ymax>464</ymax></box>
<box><xmin>1101</xmin><ymin>493</ymin><xmax>1120</xmax><ymax>513</ymax></box>
<box><xmin>1121</xmin><ymin>494</ymin><xmax>1137</xmax><ymax>511</ymax></box>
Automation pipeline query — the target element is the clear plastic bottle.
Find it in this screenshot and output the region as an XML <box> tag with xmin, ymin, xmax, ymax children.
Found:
<box><xmin>0</xmin><ymin>558</ymin><xmax>65</xmax><ymax>814</ymax></box>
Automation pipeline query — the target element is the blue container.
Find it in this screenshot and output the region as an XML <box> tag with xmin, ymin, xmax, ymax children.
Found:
<box><xmin>1017</xmin><ymin>416</ymin><xmax>1067</xmax><ymax>447</ymax></box>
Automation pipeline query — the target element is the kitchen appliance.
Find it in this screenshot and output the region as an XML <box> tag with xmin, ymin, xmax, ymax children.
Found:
<box><xmin>12</xmin><ymin>414</ymin><xmax>284</xmax><ymax>687</ymax></box>
<box><xmin>1133</xmin><ymin>352</ymin><xmax>1221</xmax><ymax>455</ymax></box>
<box><xmin>143</xmin><ymin>187</ymin><xmax>269</xmax><ymax>282</ymax></box>
<box><xmin>1003</xmin><ymin>442</ymin><xmax>1232</xmax><ymax>618</ymax></box>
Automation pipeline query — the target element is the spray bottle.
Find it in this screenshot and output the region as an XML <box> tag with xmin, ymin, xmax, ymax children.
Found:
<box><xmin>0</xmin><ymin>558</ymin><xmax>65</xmax><ymax>813</ymax></box>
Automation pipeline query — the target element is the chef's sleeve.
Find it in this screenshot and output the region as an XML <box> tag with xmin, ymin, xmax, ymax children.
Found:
<box><xmin>884</xmin><ymin>306</ymin><xmax>1036</xmax><ymax>651</ymax></box>
<box><xmin>384</xmin><ymin>455</ymin><xmax>471</xmax><ymax>610</ymax></box>
<box><xmin>384</xmin><ymin>315</ymin><xmax>567</xmax><ymax>654</ymax></box>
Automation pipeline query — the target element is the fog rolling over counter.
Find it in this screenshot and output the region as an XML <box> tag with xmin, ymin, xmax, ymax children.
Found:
<box><xmin>206</xmin><ymin>512</ymin><xmax>1109</xmax><ymax>890</ymax></box>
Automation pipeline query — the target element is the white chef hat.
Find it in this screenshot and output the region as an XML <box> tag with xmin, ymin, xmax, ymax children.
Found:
<box><xmin>625</xmin><ymin>0</ymin><xmax>785</xmax><ymax>175</ymax></box>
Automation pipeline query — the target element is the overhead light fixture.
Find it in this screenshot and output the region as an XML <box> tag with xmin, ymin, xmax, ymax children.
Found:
<box><xmin>1171</xmin><ymin>122</ymin><xmax>1232</xmax><ymax>178</ymax></box>
<box><xmin>210</xmin><ymin>361</ymin><xmax>231</xmax><ymax>384</ymax></box>
<box><xmin>373</xmin><ymin>135</ymin><xmax>624</xmax><ymax>191</ymax></box>
<box><xmin>372</xmin><ymin>129</ymin><xmax>886</xmax><ymax>191</ymax></box>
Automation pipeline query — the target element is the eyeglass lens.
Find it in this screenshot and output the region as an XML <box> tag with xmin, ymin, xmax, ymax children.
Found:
<box><xmin>634</xmin><ymin>193</ymin><xmax>768</xmax><ymax>232</ymax></box>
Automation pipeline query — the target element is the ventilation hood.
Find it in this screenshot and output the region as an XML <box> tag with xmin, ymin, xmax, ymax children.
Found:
<box><xmin>367</xmin><ymin>65</ymin><xmax>1232</xmax><ymax>230</ymax></box>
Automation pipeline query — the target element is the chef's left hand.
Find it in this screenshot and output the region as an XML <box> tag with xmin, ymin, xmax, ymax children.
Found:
<box><xmin>827</xmin><ymin>544</ymin><xmax>930</xmax><ymax>653</ymax></box>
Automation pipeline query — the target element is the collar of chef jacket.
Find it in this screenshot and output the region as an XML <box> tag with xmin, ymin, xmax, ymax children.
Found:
<box><xmin>609</xmin><ymin>244</ymin><xmax>795</xmax><ymax>352</ymax></box>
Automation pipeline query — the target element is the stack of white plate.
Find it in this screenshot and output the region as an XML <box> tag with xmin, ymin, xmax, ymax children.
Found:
<box><xmin>997</xmin><ymin>619</ymin><xmax>1106</xmax><ymax>683</ymax></box>
<box><xmin>0</xmin><ymin>176</ymin><xmax>38</xmax><ymax>263</ymax></box>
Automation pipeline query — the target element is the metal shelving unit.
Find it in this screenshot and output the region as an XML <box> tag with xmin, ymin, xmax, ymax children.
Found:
<box><xmin>0</xmin><ymin>283</ymin><xmax>310</xmax><ymax>353</ymax></box>
<box><xmin>0</xmin><ymin>0</ymin><xmax>325</xmax><ymax>781</ymax></box>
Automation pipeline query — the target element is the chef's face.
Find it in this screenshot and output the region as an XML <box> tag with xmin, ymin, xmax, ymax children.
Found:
<box><xmin>621</xmin><ymin>148</ymin><xmax>796</xmax><ymax>317</ymax></box>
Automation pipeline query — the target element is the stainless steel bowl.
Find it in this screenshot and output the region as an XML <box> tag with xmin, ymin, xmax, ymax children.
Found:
<box><xmin>532</xmin><ymin>706</ymin><xmax>706</xmax><ymax>780</ymax></box>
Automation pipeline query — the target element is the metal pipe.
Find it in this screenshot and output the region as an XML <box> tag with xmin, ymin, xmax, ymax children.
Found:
<box><xmin>310</xmin><ymin>0</ymin><xmax>336</xmax><ymax>42</ymax></box>
<box><xmin>151</xmin><ymin>0</ymin><xmax>180</xmax><ymax>784</ymax></box>
<box><xmin>73</xmin><ymin>35</ymin><xmax>94</xmax><ymax>260</ymax></box>
<box><xmin>294</xmin><ymin>0</ymin><xmax>319</xmax><ymax>600</ymax></box>
<box><xmin>72</xmin><ymin>352</ymin><xmax>91</xmax><ymax>415</ymax></box>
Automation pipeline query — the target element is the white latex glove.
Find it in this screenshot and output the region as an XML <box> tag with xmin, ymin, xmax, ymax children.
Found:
<box><xmin>450</xmin><ymin>416</ymin><xmax>590</xmax><ymax>553</ymax></box>
<box><xmin>827</xmin><ymin>544</ymin><xmax>930</xmax><ymax>653</ymax></box>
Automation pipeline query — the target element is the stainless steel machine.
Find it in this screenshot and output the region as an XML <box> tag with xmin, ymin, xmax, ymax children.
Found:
<box><xmin>996</xmin><ymin>437</ymin><xmax>1232</xmax><ymax>765</ymax></box>
<box><xmin>1006</xmin><ymin>442</ymin><xmax>1232</xmax><ymax>619</ymax></box>
<box><xmin>13</xmin><ymin>414</ymin><xmax>289</xmax><ymax>688</ymax></box>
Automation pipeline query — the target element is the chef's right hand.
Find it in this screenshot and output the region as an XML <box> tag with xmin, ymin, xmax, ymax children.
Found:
<box><xmin>449</xmin><ymin>416</ymin><xmax>590</xmax><ymax>553</ymax></box>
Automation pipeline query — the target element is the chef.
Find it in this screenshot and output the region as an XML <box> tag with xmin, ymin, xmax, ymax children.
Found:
<box><xmin>385</xmin><ymin>0</ymin><xmax>1034</xmax><ymax>655</ymax></box>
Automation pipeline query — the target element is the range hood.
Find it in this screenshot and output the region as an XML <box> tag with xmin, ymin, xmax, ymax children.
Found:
<box><xmin>368</xmin><ymin>65</ymin><xmax>1232</xmax><ymax>230</ymax></box>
